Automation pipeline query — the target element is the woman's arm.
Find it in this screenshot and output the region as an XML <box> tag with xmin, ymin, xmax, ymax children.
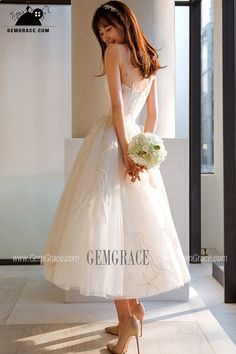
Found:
<box><xmin>104</xmin><ymin>44</ymin><xmax>140</xmax><ymax>180</ymax></box>
<box><xmin>144</xmin><ymin>76</ymin><xmax>158</xmax><ymax>133</ymax></box>
<box><xmin>104</xmin><ymin>44</ymin><xmax>129</xmax><ymax>153</ymax></box>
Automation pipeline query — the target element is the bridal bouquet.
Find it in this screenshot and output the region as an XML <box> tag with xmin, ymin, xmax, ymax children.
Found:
<box><xmin>128</xmin><ymin>132</ymin><xmax>167</xmax><ymax>169</ymax></box>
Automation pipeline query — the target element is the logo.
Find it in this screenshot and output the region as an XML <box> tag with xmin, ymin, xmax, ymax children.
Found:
<box><xmin>14</xmin><ymin>3</ymin><xmax>45</xmax><ymax>26</ymax></box>
<box><xmin>2</xmin><ymin>1</ymin><xmax>52</xmax><ymax>33</ymax></box>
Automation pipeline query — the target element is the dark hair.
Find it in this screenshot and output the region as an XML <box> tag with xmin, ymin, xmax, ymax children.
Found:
<box><xmin>92</xmin><ymin>1</ymin><xmax>166</xmax><ymax>78</ymax></box>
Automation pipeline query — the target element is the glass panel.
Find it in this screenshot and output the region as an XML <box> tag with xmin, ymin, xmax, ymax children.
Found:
<box><xmin>175</xmin><ymin>6</ymin><xmax>190</xmax><ymax>139</ymax></box>
<box><xmin>201</xmin><ymin>0</ymin><xmax>214</xmax><ymax>173</ymax></box>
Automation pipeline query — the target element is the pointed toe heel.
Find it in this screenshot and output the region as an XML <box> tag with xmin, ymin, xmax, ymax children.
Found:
<box><xmin>106</xmin><ymin>314</ymin><xmax>141</xmax><ymax>354</ymax></box>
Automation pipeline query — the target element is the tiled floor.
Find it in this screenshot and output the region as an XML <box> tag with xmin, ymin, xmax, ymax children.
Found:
<box><xmin>190</xmin><ymin>262</ymin><xmax>236</xmax><ymax>345</ymax></box>
<box><xmin>0</xmin><ymin>262</ymin><xmax>235</xmax><ymax>353</ymax></box>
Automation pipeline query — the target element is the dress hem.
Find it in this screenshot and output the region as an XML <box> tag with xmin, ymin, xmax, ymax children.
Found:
<box><xmin>43</xmin><ymin>271</ymin><xmax>191</xmax><ymax>300</ymax></box>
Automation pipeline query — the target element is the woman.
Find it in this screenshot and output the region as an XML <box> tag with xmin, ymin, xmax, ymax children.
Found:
<box><xmin>42</xmin><ymin>2</ymin><xmax>191</xmax><ymax>353</ymax></box>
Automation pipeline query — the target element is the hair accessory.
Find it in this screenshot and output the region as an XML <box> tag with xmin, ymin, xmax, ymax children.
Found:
<box><xmin>102</xmin><ymin>4</ymin><xmax>119</xmax><ymax>15</ymax></box>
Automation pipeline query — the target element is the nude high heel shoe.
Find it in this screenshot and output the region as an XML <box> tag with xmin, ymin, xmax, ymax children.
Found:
<box><xmin>133</xmin><ymin>302</ymin><xmax>145</xmax><ymax>337</ymax></box>
<box><xmin>104</xmin><ymin>302</ymin><xmax>145</xmax><ymax>337</ymax></box>
<box><xmin>104</xmin><ymin>323</ymin><xmax>120</xmax><ymax>336</ymax></box>
<box><xmin>106</xmin><ymin>314</ymin><xmax>141</xmax><ymax>354</ymax></box>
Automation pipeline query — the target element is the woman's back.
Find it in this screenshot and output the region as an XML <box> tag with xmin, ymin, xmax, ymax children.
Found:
<box><xmin>115</xmin><ymin>43</ymin><xmax>151</xmax><ymax>91</ymax></box>
<box><xmin>104</xmin><ymin>44</ymin><xmax>155</xmax><ymax>124</ymax></box>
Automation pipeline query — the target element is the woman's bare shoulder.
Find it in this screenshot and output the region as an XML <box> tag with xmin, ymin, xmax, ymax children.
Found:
<box><xmin>105</xmin><ymin>43</ymin><xmax>128</xmax><ymax>56</ymax></box>
<box><xmin>104</xmin><ymin>43</ymin><xmax>123</xmax><ymax>61</ymax></box>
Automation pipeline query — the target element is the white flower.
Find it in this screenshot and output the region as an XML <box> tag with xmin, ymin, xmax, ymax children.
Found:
<box><xmin>128</xmin><ymin>132</ymin><xmax>167</xmax><ymax>169</ymax></box>
<box><xmin>142</xmin><ymin>145</ymin><xmax>149</xmax><ymax>152</ymax></box>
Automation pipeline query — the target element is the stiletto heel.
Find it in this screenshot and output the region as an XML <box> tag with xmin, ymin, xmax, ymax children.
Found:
<box><xmin>140</xmin><ymin>319</ymin><xmax>143</xmax><ymax>337</ymax></box>
<box><xmin>133</xmin><ymin>302</ymin><xmax>145</xmax><ymax>337</ymax></box>
<box><xmin>135</xmin><ymin>335</ymin><xmax>141</xmax><ymax>354</ymax></box>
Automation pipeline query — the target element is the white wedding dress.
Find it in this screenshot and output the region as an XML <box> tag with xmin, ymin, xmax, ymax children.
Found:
<box><xmin>42</xmin><ymin>75</ymin><xmax>191</xmax><ymax>299</ymax></box>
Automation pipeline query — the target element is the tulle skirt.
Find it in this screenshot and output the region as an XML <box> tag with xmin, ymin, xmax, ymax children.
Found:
<box><xmin>42</xmin><ymin>114</ymin><xmax>191</xmax><ymax>299</ymax></box>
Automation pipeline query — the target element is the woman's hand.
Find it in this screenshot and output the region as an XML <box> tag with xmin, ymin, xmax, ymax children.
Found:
<box><xmin>122</xmin><ymin>152</ymin><xmax>146</xmax><ymax>182</ymax></box>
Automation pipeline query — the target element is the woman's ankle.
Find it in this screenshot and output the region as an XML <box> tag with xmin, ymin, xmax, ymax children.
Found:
<box><xmin>129</xmin><ymin>299</ymin><xmax>139</xmax><ymax>312</ymax></box>
<box><xmin>118</xmin><ymin>314</ymin><xmax>131</xmax><ymax>330</ymax></box>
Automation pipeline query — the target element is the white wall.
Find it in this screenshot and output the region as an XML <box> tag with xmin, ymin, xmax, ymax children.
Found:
<box><xmin>0</xmin><ymin>4</ymin><xmax>71</xmax><ymax>258</ymax></box>
<box><xmin>175</xmin><ymin>6</ymin><xmax>189</xmax><ymax>139</ymax></box>
<box><xmin>201</xmin><ymin>0</ymin><xmax>224</xmax><ymax>255</ymax></box>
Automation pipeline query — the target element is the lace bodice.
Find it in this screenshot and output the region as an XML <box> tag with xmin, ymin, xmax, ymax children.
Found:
<box><xmin>104</xmin><ymin>75</ymin><xmax>155</xmax><ymax>123</ymax></box>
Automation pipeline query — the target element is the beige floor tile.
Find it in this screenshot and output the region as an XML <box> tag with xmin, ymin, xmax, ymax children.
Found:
<box><xmin>6</xmin><ymin>277</ymin><xmax>197</xmax><ymax>324</ymax></box>
<box><xmin>0</xmin><ymin>321</ymin><xmax>215</xmax><ymax>354</ymax></box>
<box><xmin>0</xmin><ymin>278</ymin><xmax>27</xmax><ymax>325</ymax></box>
<box><xmin>0</xmin><ymin>264</ymin><xmax>236</xmax><ymax>353</ymax></box>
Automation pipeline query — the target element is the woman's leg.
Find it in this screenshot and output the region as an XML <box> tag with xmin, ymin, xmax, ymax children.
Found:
<box><xmin>114</xmin><ymin>299</ymin><xmax>139</xmax><ymax>330</ymax></box>
<box><xmin>114</xmin><ymin>299</ymin><xmax>132</xmax><ymax>332</ymax></box>
<box><xmin>128</xmin><ymin>298</ymin><xmax>139</xmax><ymax>312</ymax></box>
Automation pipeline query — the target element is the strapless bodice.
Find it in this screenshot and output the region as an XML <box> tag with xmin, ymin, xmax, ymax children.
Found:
<box><xmin>104</xmin><ymin>75</ymin><xmax>155</xmax><ymax>123</ymax></box>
